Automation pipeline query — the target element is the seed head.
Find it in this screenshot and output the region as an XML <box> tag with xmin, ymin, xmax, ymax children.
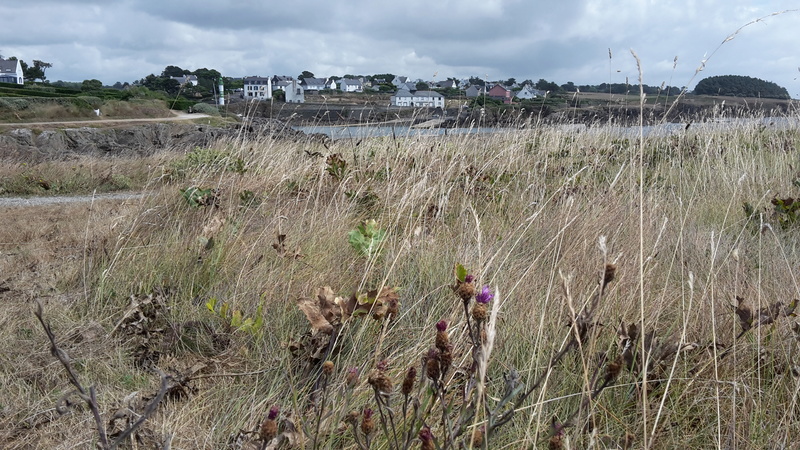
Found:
<box><xmin>471</xmin><ymin>427</ymin><xmax>484</xmax><ymax>448</ymax></box>
<box><xmin>401</xmin><ymin>366</ymin><xmax>417</xmax><ymax>396</ymax></box>
<box><xmin>360</xmin><ymin>408</ymin><xmax>375</xmax><ymax>435</ymax></box>
<box><xmin>368</xmin><ymin>370</ymin><xmax>393</xmax><ymax>394</ymax></box>
<box><xmin>472</xmin><ymin>303</ymin><xmax>488</xmax><ymax>321</ymax></box>
<box><xmin>454</xmin><ymin>280</ymin><xmax>476</xmax><ymax>301</ymax></box>
<box><xmin>439</xmin><ymin>346</ymin><xmax>453</xmax><ymax>376</ymax></box>
<box><xmin>435</xmin><ymin>321</ymin><xmax>450</xmax><ymax>351</ymax></box>
<box><xmin>345</xmin><ymin>367</ymin><xmax>359</xmax><ymax>388</ymax></box>
<box><xmin>425</xmin><ymin>348</ymin><xmax>441</xmax><ymax>381</ymax></box>
<box><xmin>259</xmin><ymin>406</ymin><xmax>280</xmax><ymax>442</ymax></box>
<box><xmin>322</xmin><ymin>360</ymin><xmax>335</xmax><ymax>376</ymax></box>
<box><xmin>419</xmin><ymin>426</ymin><xmax>435</xmax><ymax>450</ymax></box>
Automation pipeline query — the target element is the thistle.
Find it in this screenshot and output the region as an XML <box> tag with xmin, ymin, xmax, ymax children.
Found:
<box><xmin>360</xmin><ymin>407</ymin><xmax>375</xmax><ymax>435</ymax></box>
<box><xmin>419</xmin><ymin>426</ymin><xmax>435</xmax><ymax>450</ymax></box>
<box><xmin>401</xmin><ymin>366</ymin><xmax>417</xmax><ymax>396</ymax></box>
<box><xmin>435</xmin><ymin>320</ymin><xmax>450</xmax><ymax>352</ymax></box>
<box><xmin>259</xmin><ymin>406</ymin><xmax>280</xmax><ymax>443</ymax></box>
<box><xmin>425</xmin><ymin>348</ymin><xmax>441</xmax><ymax>381</ymax></box>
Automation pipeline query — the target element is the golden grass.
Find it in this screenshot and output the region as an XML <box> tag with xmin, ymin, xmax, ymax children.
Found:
<box><xmin>2</xmin><ymin>112</ymin><xmax>800</xmax><ymax>448</ymax></box>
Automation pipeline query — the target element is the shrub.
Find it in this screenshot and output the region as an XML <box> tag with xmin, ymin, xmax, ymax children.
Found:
<box><xmin>190</xmin><ymin>102</ymin><xmax>221</xmax><ymax>116</ymax></box>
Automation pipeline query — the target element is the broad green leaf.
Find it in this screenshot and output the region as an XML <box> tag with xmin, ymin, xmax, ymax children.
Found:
<box><xmin>455</xmin><ymin>263</ymin><xmax>467</xmax><ymax>282</ymax></box>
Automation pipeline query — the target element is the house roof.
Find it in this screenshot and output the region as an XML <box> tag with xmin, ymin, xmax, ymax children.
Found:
<box><xmin>394</xmin><ymin>90</ymin><xmax>444</xmax><ymax>98</ymax></box>
<box><xmin>243</xmin><ymin>76</ymin><xmax>271</xmax><ymax>82</ymax></box>
<box><xmin>301</xmin><ymin>77</ymin><xmax>326</xmax><ymax>86</ymax></box>
<box><xmin>340</xmin><ymin>78</ymin><xmax>363</xmax><ymax>86</ymax></box>
<box><xmin>0</xmin><ymin>58</ymin><xmax>20</xmax><ymax>73</ymax></box>
<box><xmin>411</xmin><ymin>91</ymin><xmax>444</xmax><ymax>98</ymax></box>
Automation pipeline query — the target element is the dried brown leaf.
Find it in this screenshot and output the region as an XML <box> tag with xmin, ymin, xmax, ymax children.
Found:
<box><xmin>296</xmin><ymin>297</ymin><xmax>334</xmax><ymax>335</ymax></box>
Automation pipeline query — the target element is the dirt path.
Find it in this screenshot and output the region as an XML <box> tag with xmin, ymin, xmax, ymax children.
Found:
<box><xmin>0</xmin><ymin>111</ymin><xmax>210</xmax><ymax>127</ymax></box>
<box><xmin>0</xmin><ymin>192</ymin><xmax>146</xmax><ymax>207</ymax></box>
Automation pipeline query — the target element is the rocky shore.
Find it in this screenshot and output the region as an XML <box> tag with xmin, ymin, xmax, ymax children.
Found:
<box><xmin>0</xmin><ymin>118</ymin><xmax>325</xmax><ymax>161</ymax></box>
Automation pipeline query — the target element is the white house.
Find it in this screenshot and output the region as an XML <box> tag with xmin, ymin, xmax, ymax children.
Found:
<box><xmin>339</xmin><ymin>78</ymin><xmax>364</xmax><ymax>93</ymax></box>
<box><xmin>243</xmin><ymin>76</ymin><xmax>272</xmax><ymax>99</ymax></box>
<box><xmin>326</xmin><ymin>78</ymin><xmax>338</xmax><ymax>90</ymax></box>
<box><xmin>300</xmin><ymin>77</ymin><xmax>326</xmax><ymax>91</ymax></box>
<box><xmin>391</xmin><ymin>89</ymin><xmax>445</xmax><ymax>108</ymax></box>
<box><xmin>272</xmin><ymin>80</ymin><xmax>291</xmax><ymax>91</ymax></box>
<box><xmin>170</xmin><ymin>74</ymin><xmax>198</xmax><ymax>86</ymax></box>
<box><xmin>0</xmin><ymin>58</ymin><xmax>24</xmax><ymax>84</ymax></box>
<box><xmin>515</xmin><ymin>84</ymin><xmax>547</xmax><ymax>99</ymax></box>
<box><xmin>285</xmin><ymin>80</ymin><xmax>305</xmax><ymax>103</ymax></box>
<box><xmin>391</xmin><ymin>76</ymin><xmax>409</xmax><ymax>86</ymax></box>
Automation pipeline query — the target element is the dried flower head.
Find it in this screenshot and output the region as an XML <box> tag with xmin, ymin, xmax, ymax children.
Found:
<box><xmin>453</xmin><ymin>279</ymin><xmax>476</xmax><ymax>301</ymax></box>
<box><xmin>439</xmin><ymin>345</ymin><xmax>453</xmax><ymax>376</ymax></box>
<box><xmin>345</xmin><ymin>367</ymin><xmax>359</xmax><ymax>388</ymax></box>
<box><xmin>425</xmin><ymin>348</ymin><xmax>441</xmax><ymax>381</ymax></box>
<box><xmin>419</xmin><ymin>426</ymin><xmax>435</xmax><ymax>450</ymax></box>
<box><xmin>259</xmin><ymin>406</ymin><xmax>280</xmax><ymax>442</ymax></box>
<box><xmin>368</xmin><ymin>370</ymin><xmax>393</xmax><ymax>394</ymax></box>
<box><xmin>471</xmin><ymin>426</ymin><xmax>484</xmax><ymax>448</ymax></box>
<box><xmin>476</xmin><ymin>285</ymin><xmax>494</xmax><ymax>304</ymax></box>
<box><xmin>401</xmin><ymin>366</ymin><xmax>417</xmax><ymax>396</ymax></box>
<box><xmin>322</xmin><ymin>360</ymin><xmax>335</xmax><ymax>376</ymax></box>
<box><xmin>376</xmin><ymin>359</ymin><xmax>389</xmax><ymax>372</ymax></box>
<box><xmin>361</xmin><ymin>407</ymin><xmax>375</xmax><ymax>435</ymax></box>
<box><xmin>603</xmin><ymin>264</ymin><xmax>617</xmax><ymax>288</ymax></box>
<box><xmin>435</xmin><ymin>320</ymin><xmax>450</xmax><ymax>351</ymax></box>
<box><xmin>472</xmin><ymin>303</ymin><xmax>488</xmax><ymax>322</ymax></box>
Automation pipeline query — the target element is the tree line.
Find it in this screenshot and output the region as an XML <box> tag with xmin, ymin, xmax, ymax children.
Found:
<box><xmin>693</xmin><ymin>75</ymin><xmax>790</xmax><ymax>99</ymax></box>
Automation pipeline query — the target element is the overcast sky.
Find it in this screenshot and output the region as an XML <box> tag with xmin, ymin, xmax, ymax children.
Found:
<box><xmin>2</xmin><ymin>1</ymin><xmax>798</xmax><ymax>97</ymax></box>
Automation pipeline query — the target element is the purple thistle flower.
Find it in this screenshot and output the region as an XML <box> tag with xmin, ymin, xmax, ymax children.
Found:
<box><xmin>465</xmin><ymin>274</ymin><xmax>475</xmax><ymax>283</ymax></box>
<box><xmin>362</xmin><ymin>407</ymin><xmax>374</xmax><ymax>419</ymax></box>
<box><xmin>267</xmin><ymin>405</ymin><xmax>280</xmax><ymax>420</ymax></box>
<box><xmin>435</xmin><ymin>320</ymin><xmax>448</xmax><ymax>332</ymax></box>
<box><xmin>475</xmin><ymin>285</ymin><xmax>493</xmax><ymax>304</ymax></box>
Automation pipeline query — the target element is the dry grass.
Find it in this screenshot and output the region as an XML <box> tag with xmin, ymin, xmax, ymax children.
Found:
<box><xmin>2</xmin><ymin>111</ymin><xmax>800</xmax><ymax>448</ymax></box>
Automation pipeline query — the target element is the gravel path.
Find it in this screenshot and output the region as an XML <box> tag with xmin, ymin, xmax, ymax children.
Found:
<box><xmin>0</xmin><ymin>192</ymin><xmax>146</xmax><ymax>207</ymax></box>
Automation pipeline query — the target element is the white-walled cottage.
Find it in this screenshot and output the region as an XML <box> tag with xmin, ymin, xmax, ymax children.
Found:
<box><xmin>0</xmin><ymin>58</ymin><xmax>24</xmax><ymax>84</ymax></box>
<box><xmin>243</xmin><ymin>76</ymin><xmax>272</xmax><ymax>99</ymax></box>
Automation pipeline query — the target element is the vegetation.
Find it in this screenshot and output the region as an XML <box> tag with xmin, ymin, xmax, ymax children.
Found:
<box><xmin>2</xmin><ymin>105</ymin><xmax>800</xmax><ymax>448</ymax></box>
<box><xmin>694</xmin><ymin>75</ymin><xmax>790</xmax><ymax>99</ymax></box>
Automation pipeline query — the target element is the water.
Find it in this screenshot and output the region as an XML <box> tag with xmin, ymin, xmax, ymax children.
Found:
<box><xmin>294</xmin><ymin>124</ymin><xmax>498</xmax><ymax>140</ymax></box>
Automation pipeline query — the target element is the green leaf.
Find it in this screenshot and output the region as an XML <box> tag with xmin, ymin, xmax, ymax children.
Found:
<box><xmin>231</xmin><ymin>310</ymin><xmax>243</xmax><ymax>328</ymax></box>
<box><xmin>455</xmin><ymin>263</ymin><xmax>467</xmax><ymax>282</ymax></box>
<box><xmin>205</xmin><ymin>297</ymin><xmax>218</xmax><ymax>312</ymax></box>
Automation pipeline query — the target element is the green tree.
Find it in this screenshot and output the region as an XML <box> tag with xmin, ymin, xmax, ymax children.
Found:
<box><xmin>561</xmin><ymin>81</ymin><xmax>577</xmax><ymax>92</ymax></box>
<box><xmin>504</xmin><ymin>77</ymin><xmax>516</xmax><ymax>86</ymax></box>
<box><xmin>416</xmin><ymin>81</ymin><xmax>429</xmax><ymax>90</ymax></box>
<box><xmin>81</xmin><ymin>79</ymin><xmax>103</xmax><ymax>91</ymax></box>
<box><xmin>299</xmin><ymin>70</ymin><xmax>314</xmax><ymax>80</ymax></box>
<box><xmin>192</xmin><ymin>68</ymin><xmax>222</xmax><ymax>92</ymax></box>
<box><xmin>693</xmin><ymin>75</ymin><xmax>789</xmax><ymax>99</ymax></box>
<box><xmin>535</xmin><ymin>79</ymin><xmax>559</xmax><ymax>92</ymax></box>
<box><xmin>162</xmin><ymin>65</ymin><xmax>188</xmax><ymax>77</ymax></box>
<box><xmin>32</xmin><ymin>60</ymin><xmax>52</xmax><ymax>81</ymax></box>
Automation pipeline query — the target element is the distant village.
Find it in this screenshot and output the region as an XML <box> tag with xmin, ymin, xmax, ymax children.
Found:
<box><xmin>237</xmin><ymin>74</ymin><xmax>548</xmax><ymax>107</ymax></box>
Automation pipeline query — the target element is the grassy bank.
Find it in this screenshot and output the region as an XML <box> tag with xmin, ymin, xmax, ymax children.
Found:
<box><xmin>2</xmin><ymin>111</ymin><xmax>800</xmax><ymax>448</ymax></box>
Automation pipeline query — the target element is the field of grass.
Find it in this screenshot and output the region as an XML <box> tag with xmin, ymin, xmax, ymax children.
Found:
<box><xmin>2</xmin><ymin>108</ymin><xmax>800</xmax><ymax>448</ymax></box>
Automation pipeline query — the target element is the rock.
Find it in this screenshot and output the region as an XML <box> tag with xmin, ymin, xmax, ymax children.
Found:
<box><xmin>0</xmin><ymin>119</ymin><xmax>311</xmax><ymax>162</ymax></box>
